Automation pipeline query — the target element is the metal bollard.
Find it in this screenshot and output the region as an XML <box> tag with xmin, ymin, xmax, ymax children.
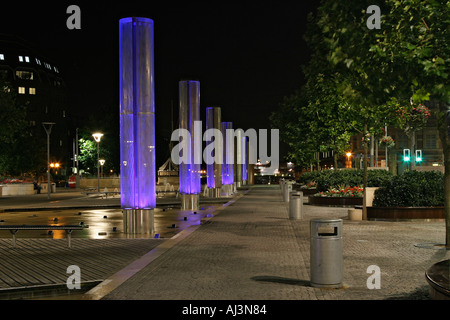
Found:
<box><xmin>289</xmin><ymin>191</ymin><xmax>303</xmax><ymax>220</ymax></box>
<box><xmin>310</xmin><ymin>218</ymin><xmax>343</xmax><ymax>288</ymax></box>
<box><xmin>283</xmin><ymin>181</ymin><xmax>293</xmax><ymax>202</ymax></box>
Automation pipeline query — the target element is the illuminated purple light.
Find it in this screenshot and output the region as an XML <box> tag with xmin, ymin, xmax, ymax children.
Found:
<box><xmin>119</xmin><ymin>17</ymin><xmax>156</xmax><ymax>209</ymax></box>
<box><xmin>221</xmin><ymin>122</ymin><xmax>234</xmax><ymax>185</ymax></box>
<box><xmin>206</xmin><ymin>107</ymin><xmax>222</xmax><ymax>189</ymax></box>
<box><xmin>179</xmin><ymin>80</ymin><xmax>201</xmax><ymax>195</ymax></box>
<box><xmin>242</xmin><ymin>136</ymin><xmax>248</xmax><ymax>182</ymax></box>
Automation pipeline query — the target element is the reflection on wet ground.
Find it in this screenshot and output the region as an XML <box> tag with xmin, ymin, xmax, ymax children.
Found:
<box><xmin>0</xmin><ymin>205</ymin><xmax>219</xmax><ymax>240</ymax></box>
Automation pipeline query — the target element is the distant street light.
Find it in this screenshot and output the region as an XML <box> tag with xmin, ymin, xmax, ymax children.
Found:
<box><xmin>92</xmin><ymin>133</ymin><xmax>104</xmax><ymax>192</ymax></box>
<box><xmin>346</xmin><ymin>152</ymin><xmax>352</xmax><ymax>168</ymax></box>
<box><xmin>42</xmin><ymin>122</ymin><xmax>55</xmax><ymax>199</ymax></box>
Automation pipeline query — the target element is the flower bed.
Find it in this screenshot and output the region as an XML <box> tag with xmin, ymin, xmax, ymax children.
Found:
<box><xmin>315</xmin><ymin>186</ymin><xmax>364</xmax><ymax>198</ymax></box>
<box><xmin>309</xmin><ymin>186</ymin><xmax>363</xmax><ymax>206</ymax></box>
<box><xmin>309</xmin><ymin>195</ymin><xmax>363</xmax><ymax>207</ymax></box>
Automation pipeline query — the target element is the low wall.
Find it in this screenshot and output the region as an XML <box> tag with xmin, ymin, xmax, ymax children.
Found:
<box><xmin>412</xmin><ymin>165</ymin><xmax>444</xmax><ymax>173</ymax></box>
<box><xmin>0</xmin><ymin>184</ymin><xmax>35</xmax><ymax>196</ymax></box>
<box><xmin>80</xmin><ymin>178</ymin><xmax>120</xmax><ymax>189</ymax></box>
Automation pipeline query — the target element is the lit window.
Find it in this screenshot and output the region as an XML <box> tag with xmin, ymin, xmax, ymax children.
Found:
<box><xmin>35</xmin><ymin>58</ymin><xmax>41</xmax><ymax>65</ymax></box>
<box><xmin>16</xmin><ymin>70</ymin><xmax>34</xmax><ymax>80</ymax></box>
<box><xmin>18</xmin><ymin>87</ymin><xmax>25</xmax><ymax>94</ymax></box>
<box><xmin>18</xmin><ymin>56</ymin><xmax>23</xmax><ymax>62</ymax></box>
<box><xmin>29</xmin><ymin>87</ymin><xmax>36</xmax><ymax>95</ymax></box>
<box><xmin>25</xmin><ymin>56</ymin><xmax>30</xmax><ymax>63</ymax></box>
<box><xmin>0</xmin><ymin>54</ymin><xmax>4</xmax><ymax>60</ymax></box>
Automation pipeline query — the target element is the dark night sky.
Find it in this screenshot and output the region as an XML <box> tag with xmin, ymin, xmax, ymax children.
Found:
<box><xmin>1</xmin><ymin>1</ymin><xmax>319</xmax><ymax>164</ymax></box>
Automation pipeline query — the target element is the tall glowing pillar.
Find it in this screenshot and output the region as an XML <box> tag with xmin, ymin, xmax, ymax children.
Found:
<box><xmin>119</xmin><ymin>17</ymin><xmax>156</xmax><ymax>234</ymax></box>
<box><xmin>206</xmin><ymin>107</ymin><xmax>222</xmax><ymax>198</ymax></box>
<box><xmin>221</xmin><ymin>122</ymin><xmax>234</xmax><ymax>196</ymax></box>
<box><xmin>242</xmin><ymin>136</ymin><xmax>248</xmax><ymax>185</ymax></box>
<box><xmin>234</xmin><ymin>129</ymin><xmax>243</xmax><ymax>188</ymax></box>
<box><xmin>179</xmin><ymin>80</ymin><xmax>201</xmax><ymax>210</ymax></box>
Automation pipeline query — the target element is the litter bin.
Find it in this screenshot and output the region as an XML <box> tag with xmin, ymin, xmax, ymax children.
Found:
<box><xmin>310</xmin><ymin>218</ymin><xmax>343</xmax><ymax>288</ymax></box>
<box><xmin>289</xmin><ymin>191</ymin><xmax>303</xmax><ymax>220</ymax></box>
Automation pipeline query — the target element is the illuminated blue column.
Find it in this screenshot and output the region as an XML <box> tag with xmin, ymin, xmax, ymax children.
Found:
<box><xmin>221</xmin><ymin>122</ymin><xmax>234</xmax><ymax>196</ymax></box>
<box><xmin>206</xmin><ymin>107</ymin><xmax>222</xmax><ymax>197</ymax></box>
<box><xmin>119</xmin><ymin>17</ymin><xmax>156</xmax><ymax>234</ymax></box>
<box><xmin>242</xmin><ymin>136</ymin><xmax>248</xmax><ymax>185</ymax></box>
<box><xmin>179</xmin><ymin>80</ymin><xmax>201</xmax><ymax>210</ymax></box>
<box><xmin>234</xmin><ymin>129</ymin><xmax>242</xmax><ymax>188</ymax></box>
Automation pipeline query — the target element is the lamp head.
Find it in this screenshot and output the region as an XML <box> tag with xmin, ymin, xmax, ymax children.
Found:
<box><xmin>92</xmin><ymin>133</ymin><xmax>104</xmax><ymax>142</ymax></box>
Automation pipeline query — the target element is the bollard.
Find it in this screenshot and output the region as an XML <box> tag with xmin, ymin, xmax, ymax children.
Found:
<box><xmin>289</xmin><ymin>191</ymin><xmax>303</xmax><ymax>220</ymax></box>
<box><xmin>283</xmin><ymin>182</ymin><xmax>290</xmax><ymax>202</ymax></box>
<box><xmin>310</xmin><ymin>218</ymin><xmax>343</xmax><ymax>288</ymax></box>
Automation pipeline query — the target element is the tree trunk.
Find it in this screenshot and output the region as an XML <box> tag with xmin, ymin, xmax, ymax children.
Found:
<box><xmin>370</xmin><ymin>134</ymin><xmax>374</xmax><ymax>167</ymax></box>
<box><xmin>408</xmin><ymin>131</ymin><xmax>416</xmax><ymax>168</ymax></box>
<box><xmin>363</xmin><ymin>124</ymin><xmax>368</xmax><ymax>220</ymax></box>
<box><xmin>333</xmin><ymin>151</ymin><xmax>338</xmax><ymax>170</ymax></box>
<box><xmin>436</xmin><ymin>100</ymin><xmax>450</xmax><ymax>248</ymax></box>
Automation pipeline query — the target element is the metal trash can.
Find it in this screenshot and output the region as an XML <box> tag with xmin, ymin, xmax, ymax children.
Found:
<box><xmin>310</xmin><ymin>218</ymin><xmax>343</xmax><ymax>288</ymax></box>
<box><xmin>289</xmin><ymin>191</ymin><xmax>303</xmax><ymax>220</ymax></box>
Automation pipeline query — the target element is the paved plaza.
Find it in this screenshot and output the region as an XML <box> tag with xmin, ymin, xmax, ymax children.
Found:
<box><xmin>0</xmin><ymin>185</ymin><xmax>448</xmax><ymax>302</ymax></box>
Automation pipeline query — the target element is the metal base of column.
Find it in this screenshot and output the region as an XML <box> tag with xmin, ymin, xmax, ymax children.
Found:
<box><xmin>123</xmin><ymin>208</ymin><xmax>155</xmax><ymax>234</ymax></box>
<box><xmin>181</xmin><ymin>194</ymin><xmax>199</xmax><ymax>210</ymax></box>
<box><xmin>208</xmin><ymin>187</ymin><xmax>221</xmax><ymax>198</ymax></box>
<box><xmin>222</xmin><ymin>184</ymin><xmax>233</xmax><ymax>197</ymax></box>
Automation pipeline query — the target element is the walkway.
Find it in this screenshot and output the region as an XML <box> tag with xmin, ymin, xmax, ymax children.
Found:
<box><xmin>94</xmin><ymin>186</ymin><xmax>449</xmax><ymax>300</ymax></box>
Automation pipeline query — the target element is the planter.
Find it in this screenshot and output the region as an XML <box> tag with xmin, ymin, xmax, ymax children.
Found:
<box><xmin>309</xmin><ymin>195</ymin><xmax>363</xmax><ymax>207</ymax></box>
<box><xmin>297</xmin><ymin>188</ymin><xmax>318</xmax><ymax>196</ymax></box>
<box><xmin>0</xmin><ymin>184</ymin><xmax>35</xmax><ymax>196</ymax></box>
<box><xmin>367</xmin><ymin>206</ymin><xmax>444</xmax><ymax>220</ymax></box>
<box><xmin>348</xmin><ymin>209</ymin><xmax>362</xmax><ymax>221</ymax></box>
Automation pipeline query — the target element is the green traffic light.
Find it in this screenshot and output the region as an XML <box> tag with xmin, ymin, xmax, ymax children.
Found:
<box><xmin>404</xmin><ymin>156</ymin><xmax>410</xmax><ymax>162</ymax></box>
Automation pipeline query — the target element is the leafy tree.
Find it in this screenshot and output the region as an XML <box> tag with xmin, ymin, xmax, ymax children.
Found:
<box><xmin>270</xmin><ymin>89</ymin><xmax>319</xmax><ymax>170</ymax></box>
<box><xmin>371</xmin><ymin>0</ymin><xmax>449</xmax><ymax>246</ymax></box>
<box><xmin>308</xmin><ymin>1</ymin><xmax>401</xmax><ymax>218</ymax></box>
<box><xmin>0</xmin><ymin>74</ymin><xmax>43</xmax><ymax>176</ymax></box>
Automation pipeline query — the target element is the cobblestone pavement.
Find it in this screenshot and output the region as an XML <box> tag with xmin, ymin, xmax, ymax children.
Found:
<box><xmin>102</xmin><ymin>185</ymin><xmax>449</xmax><ymax>300</ymax></box>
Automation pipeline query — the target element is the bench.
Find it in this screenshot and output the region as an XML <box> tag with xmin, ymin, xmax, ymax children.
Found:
<box><xmin>0</xmin><ymin>224</ymin><xmax>88</xmax><ymax>248</ymax></box>
<box><xmin>426</xmin><ymin>259</ymin><xmax>450</xmax><ymax>300</ymax></box>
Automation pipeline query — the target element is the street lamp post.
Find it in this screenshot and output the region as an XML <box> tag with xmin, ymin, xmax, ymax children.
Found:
<box><xmin>92</xmin><ymin>133</ymin><xmax>104</xmax><ymax>192</ymax></box>
<box><xmin>99</xmin><ymin>159</ymin><xmax>105</xmax><ymax>178</ymax></box>
<box><xmin>42</xmin><ymin>122</ymin><xmax>55</xmax><ymax>199</ymax></box>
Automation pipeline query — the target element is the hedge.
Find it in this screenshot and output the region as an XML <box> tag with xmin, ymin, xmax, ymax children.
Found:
<box><xmin>372</xmin><ymin>170</ymin><xmax>444</xmax><ymax>207</ymax></box>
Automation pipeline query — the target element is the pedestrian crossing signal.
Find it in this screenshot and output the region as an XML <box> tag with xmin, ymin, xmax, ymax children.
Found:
<box><xmin>403</xmin><ymin>149</ymin><xmax>410</xmax><ymax>162</ymax></box>
<box><xmin>416</xmin><ymin>150</ymin><xmax>423</xmax><ymax>162</ymax></box>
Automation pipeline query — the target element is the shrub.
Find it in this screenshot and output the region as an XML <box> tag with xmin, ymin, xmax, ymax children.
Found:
<box><xmin>372</xmin><ymin>170</ymin><xmax>444</xmax><ymax>207</ymax></box>
<box><xmin>310</xmin><ymin>169</ymin><xmax>392</xmax><ymax>192</ymax></box>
